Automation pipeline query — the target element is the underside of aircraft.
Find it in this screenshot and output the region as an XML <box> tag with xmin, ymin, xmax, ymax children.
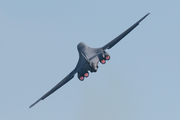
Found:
<box><xmin>29</xmin><ymin>13</ymin><xmax>150</xmax><ymax>108</ymax></box>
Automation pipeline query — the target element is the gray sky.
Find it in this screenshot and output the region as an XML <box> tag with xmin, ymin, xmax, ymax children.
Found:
<box><xmin>1</xmin><ymin>0</ymin><xmax>180</xmax><ymax>120</ymax></box>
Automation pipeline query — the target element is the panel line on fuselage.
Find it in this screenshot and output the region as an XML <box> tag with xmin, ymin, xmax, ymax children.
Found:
<box><xmin>80</xmin><ymin>52</ymin><xmax>90</xmax><ymax>63</ymax></box>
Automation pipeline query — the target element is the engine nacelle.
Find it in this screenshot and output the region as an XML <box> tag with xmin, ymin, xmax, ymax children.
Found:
<box><xmin>104</xmin><ymin>52</ymin><xmax>110</xmax><ymax>60</ymax></box>
<box><xmin>99</xmin><ymin>51</ymin><xmax>110</xmax><ymax>64</ymax></box>
<box><xmin>100</xmin><ymin>59</ymin><xmax>106</xmax><ymax>64</ymax></box>
<box><xmin>78</xmin><ymin>73</ymin><xmax>84</xmax><ymax>81</ymax></box>
<box><xmin>78</xmin><ymin>71</ymin><xmax>89</xmax><ymax>81</ymax></box>
<box><xmin>84</xmin><ymin>71</ymin><xmax>89</xmax><ymax>78</ymax></box>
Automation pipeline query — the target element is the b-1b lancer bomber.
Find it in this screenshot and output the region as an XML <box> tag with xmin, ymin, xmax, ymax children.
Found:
<box><xmin>29</xmin><ymin>13</ymin><xmax>150</xmax><ymax>108</ymax></box>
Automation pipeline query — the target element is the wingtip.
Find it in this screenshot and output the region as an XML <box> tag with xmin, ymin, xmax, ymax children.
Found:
<box><xmin>146</xmin><ymin>13</ymin><xmax>150</xmax><ymax>17</ymax></box>
<box><xmin>29</xmin><ymin>99</ymin><xmax>41</xmax><ymax>108</ymax></box>
<box><xmin>29</xmin><ymin>105</ymin><xmax>33</xmax><ymax>109</ymax></box>
<box><xmin>29</xmin><ymin>103</ymin><xmax>35</xmax><ymax>108</ymax></box>
<box><xmin>144</xmin><ymin>12</ymin><xmax>150</xmax><ymax>18</ymax></box>
<box><xmin>137</xmin><ymin>13</ymin><xmax>150</xmax><ymax>24</ymax></box>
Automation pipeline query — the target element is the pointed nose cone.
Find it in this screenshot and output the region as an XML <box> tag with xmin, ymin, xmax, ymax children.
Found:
<box><xmin>77</xmin><ymin>42</ymin><xmax>87</xmax><ymax>51</ymax></box>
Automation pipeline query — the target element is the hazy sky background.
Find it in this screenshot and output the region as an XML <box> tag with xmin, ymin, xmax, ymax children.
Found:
<box><xmin>1</xmin><ymin>0</ymin><xmax>180</xmax><ymax>120</ymax></box>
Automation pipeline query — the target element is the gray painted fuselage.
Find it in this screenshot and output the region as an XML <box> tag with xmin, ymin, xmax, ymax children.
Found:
<box><xmin>29</xmin><ymin>13</ymin><xmax>150</xmax><ymax>108</ymax></box>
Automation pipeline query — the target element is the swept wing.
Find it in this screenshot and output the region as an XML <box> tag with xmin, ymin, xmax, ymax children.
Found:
<box><xmin>102</xmin><ymin>13</ymin><xmax>150</xmax><ymax>50</ymax></box>
<box><xmin>29</xmin><ymin>66</ymin><xmax>82</xmax><ymax>108</ymax></box>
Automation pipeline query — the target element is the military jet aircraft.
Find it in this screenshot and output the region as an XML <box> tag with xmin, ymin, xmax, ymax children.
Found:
<box><xmin>29</xmin><ymin>13</ymin><xmax>150</xmax><ymax>108</ymax></box>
